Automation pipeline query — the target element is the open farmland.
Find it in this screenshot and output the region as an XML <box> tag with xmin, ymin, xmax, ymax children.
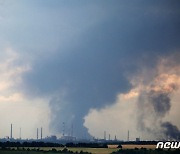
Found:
<box><xmin>0</xmin><ymin>147</ymin><xmax>180</xmax><ymax>154</ymax></box>
<box><xmin>67</xmin><ymin>147</ymin><xmax>118</xmax><ymax>154</ymax></box>
<box><xmin>32</xmin><ymin>147</ymin><xmax>118</xmax><ymax>154</ymax></box>
<box><xmin>0</xmin><ymin>147</ymin><xmax>119</xmax><ymax>154</ymax></box>
<box><xmin>122</xmin><ymin>144</ymin><xmax>156</xmax><ymax>149</ymax></box>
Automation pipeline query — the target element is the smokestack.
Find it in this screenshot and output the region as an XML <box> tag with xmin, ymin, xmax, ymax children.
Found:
<box><xmin>71</xmin><ymin>124</ymin><xmax>73</xmax><ymax>137</ymax></box>
<box><xmin>115</xmin><ymin>135</ymin><xmax>117</xmax><ymax>141</ymax></box>
<box><xmin>10</xmin><ymin>124</ymin><xmax>12</xmax><ymax>139</ymax></box>
<box><xmin>109</xmin><ymin>134</ymin><xmax>110</xmax><ymax>140</ymax></box>
<box><xmin>41</xmin><ymin>127</ymin><xmax>42</xmax><ymax>140</ymax></box>
<box><xmin>20</xmin><ymin>127</ymin><xmax>21</xmax><ymax>139</ymax></box>
<box><xmin>37</xmin><ymin>128</ymin><xmax>38</xmax><ymax>140</ymax></box>
<box><xmin>104</xmin><ymin>131</ymin><xmax>106</xmax><ymax>140</ymax></box>
<box><xmin>127</xmin><ymin>130</ymin><xmax>129</xmax><ymax>141</ymax></box>
<box><xmin>63</xmin><ymin>122</ymin><xmax>65</xmax><ymax>137</ymax></box>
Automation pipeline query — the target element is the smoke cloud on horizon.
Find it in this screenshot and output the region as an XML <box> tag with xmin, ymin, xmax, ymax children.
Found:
<box><xmin>85</xmin><ymin>54</ymin><xmax>180</xmax><ymax>140</ymax></box>
<box><xmin>135</xmin><ymin>55</ymin><xmax>180</xmax><ymax>140</ymax></box>
<box><xmin>21</xmin><ymin>1</ymin><xmax>180</xmax><ymax>139</ymax></box>
<box><xmin>0</xmin><ymin>0</ymin><xmax>180</xmax><ymax>139</ymax></box>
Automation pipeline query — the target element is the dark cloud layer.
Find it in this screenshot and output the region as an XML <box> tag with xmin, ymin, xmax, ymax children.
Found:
<box><xmin>21</xmin><ymin>1</ymin><xmax>180</xmax><ymax>138</ymax></box>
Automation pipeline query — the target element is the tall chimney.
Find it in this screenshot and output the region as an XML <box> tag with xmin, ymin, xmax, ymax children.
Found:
<box><xmin>127</xmin><ymin>130</ymin><xmax>129</xmax><ymax>141</ymax></box>
<box><xmin>115</xmin><ymin>135</ymin><xmax>117</xmax><ymax>141</ymax></box>
<box><xmin>37</xmin><ymin>128</ymin><xmax>38</xmax><ymax>140</ymax></box>
<box><xmin>41</xmin><ymin>127</ymin><xmax>42</xmax><ymax>140</ymax></box>
<box><xmin>104</xmin><ymin>131</ymin><xmax>106</xmax><ymax>140</ymax></box>
<box><xmin>63</xmin><ymin>122</ymin><xmax>65</xmax><ymax>137</ymax></box>
<box><xmin>10</xmin><ymin>124</ymin><xmax>12</xmax><ymax>139</ymax></box>
<box><xmin>20</xmin><ymin>127</ymin><xmax>21</xmax><ymax>139</ymax></box>
<box><xmin>71</xmin><ymin>124</ymin><xmax>73</xmax><ymax>137</ymax></box>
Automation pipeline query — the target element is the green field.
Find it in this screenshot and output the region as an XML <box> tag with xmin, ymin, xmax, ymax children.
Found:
<box><xmin>0</xmin><ymin>147</ymin><xmax>119</xmax><ymax>154</ymax></box>
<box><xmin>0</xmin><ymin>149</ymin><xmax>180</xmax><ymax>154</ymax></box>
<box><xmin>0</xmin><ymin>148</ymin><xmax>180</xmax><ymax>154</ymax></box>
<box><xmin>1</xmin><ymin>146</ymin><xmax>179</xmax><ymax>154</ymax></box>
<box><xmin>38</xmin><ymin>147</ymin><xmax>117</xmax><ymax>154</ymax></box>
<box><xmin>0</xmin><ymin>152</ymin><xmax>45</xmax><ymax>154</ymax></box>
<box><xmin>67</xmin><ymin>147</ymin><xmax>118</xmax><ymax>154</ymax></box>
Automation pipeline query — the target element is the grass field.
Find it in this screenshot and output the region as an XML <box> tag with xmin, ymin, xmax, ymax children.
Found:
<box><xmin>0</xmin><ymin>144</ymin><xmax>172</xmax><ymax>154</ymax></box>
<box><xmin>7</xmin><ymin>147</ymin><xmax>119</xmax><ymax>154</ymax></box>
<box><xmin>0</xmin><ymin>146</ymin><xmax>179</xmax><ymax>154</ymax></box>
<box><xmin>0</xmin><ymin>152</ymin><xmax>43</xmax><ymax>154</ymax></box>
<box><xmin>0</xmin><ymin>148</ymin><xmax>179</xmax><ymax>154</ymax></box>
<box><xmin>38</xmin><ymin>147</ymin><xmax>118</xmax><ymax>154</ymax></box>
<box><xmin>122</xmin><ymin>144</ymin><xmax>156</xmax><ymax>149</ymax></box>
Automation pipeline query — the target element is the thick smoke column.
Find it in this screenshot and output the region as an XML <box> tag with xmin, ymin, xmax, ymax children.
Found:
<box><xmin>23</xmin><ymin>47</ymin><xmax>131</xmax><ymax>138</ymax></box>
<box><xmin>161</xmin><ymin>122</ymin><xmax>180</xmax><ymax>140</ymax></box>
<box><xmin>136</xmin><ymin>57</ymin><xmax>180</xmax><ymax>140</ymax></box>
<box><xmin>20</xmin><ymin>1</ymin><xmax>180</xmax><ymax>139</ymax></box>
<box><xmin>149</xmin><ymin>92</ymin><xmax>170</xmax><ymax>117</ymax></box>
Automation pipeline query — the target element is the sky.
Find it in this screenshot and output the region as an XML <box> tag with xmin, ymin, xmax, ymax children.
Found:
<box><xmin>0</xmin><ymin>0</ymin><xmax>180</xmax><ymax>140</ymax></box>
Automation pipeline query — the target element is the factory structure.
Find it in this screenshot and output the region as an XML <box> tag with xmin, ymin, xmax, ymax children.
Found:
<box><xmin>1</xmin><ymin>123</ymin><xmax>79</xmax><ymax>143</ymax></box>
<box><xmin>0</xmin><ymin>123</ymin><xmax>143</xmax><ymax>144</ymax></box>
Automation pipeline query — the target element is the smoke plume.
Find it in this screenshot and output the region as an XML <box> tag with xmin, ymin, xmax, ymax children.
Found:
<box><xmin>135</xmin><ymin>55</ymin><xmax>180</xmax><ymax>140</ymax></box>
<box><xmin>161</xmin><ymin>122</ymin><xmax>180</xmax><ymax>140</ymax></box>
<box><xmin>19</xmin><ymin>1</ymin><xmax>180</xmax><ymax>139</ymax></box>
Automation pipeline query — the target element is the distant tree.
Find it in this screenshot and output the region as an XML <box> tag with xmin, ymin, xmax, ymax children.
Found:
<box><xmin>61</xmin><ymin>148</ymin><xmax>68</xmax><ymax>153</ymax></box>
<box><xmin>51</xmin><ymin>148</ymin><xmax>57</xmax><ymax>152</ymax></box>
<box><xmin>118</xmin><ymin>144</ymin><xmax>122</xmax><ymax>149</ymax></box>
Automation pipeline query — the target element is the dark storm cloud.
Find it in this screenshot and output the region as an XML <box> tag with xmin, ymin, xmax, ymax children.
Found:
<box><xmin>21</xmin><ymin>1</ymin><xmax>180</xmax><ymax>138</ymax></box>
